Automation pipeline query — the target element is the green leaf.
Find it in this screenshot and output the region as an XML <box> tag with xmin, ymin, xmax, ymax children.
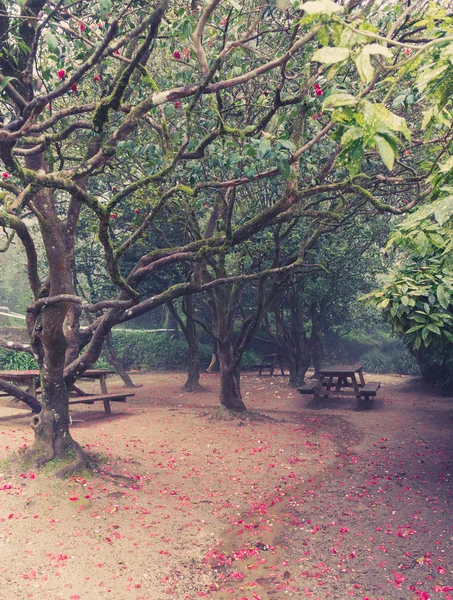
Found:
<box><xmin>0</xmin><ymin>75</ymin><xmax>17</xmax><ymax>93</ymax></box>
<box><xmin>406</xmin><ymin>325</ymin><xmax>424</xmax><ymax>333</ymax></box>
<box><xmin>436</xmin><ymin>285</ymin><xmax>450</xmax><ymax>310</ymax></box>
<box><xmin>44</xmin><ymin>31</ymin><xmax>59</xmax><ymax>53</ymax></box>
<box><xmin>301</xmin><ymin>0</ymin><xmax>344</xmax><ymax>15</ymax></box>
<box><xmin>317</xmin><ymin>26</ymin><xmax>330</xmax><ymax>46</ymax></box>
<box><xmin>322</xmin><ymin>93</ymin><xmax>358</xmax><ymax>109</ymax></box>
<box><xmin>278</xmin><ymin>139</ymin><xmax>295</xmax><ymax>152</ymax></box>
<box><xmin>380</xmin><ymin>297</ymin><xmax>390</xmax><ymax>308</ymax></box>
<box><xmin>439</xmin><ymin>156</ymin><xmax>453</xmax><ymax>173</ymax></box>
<box><xmin>277</xmin><ymin>159</ymin><xmax>291</xmax><ymax>179</ymax></box>
<box><xmin>362</xmin><ymin>43</ymin><xmax>392</xmax><ymax>58</ymax></box>
<box><xmin>417</xmin><ymin>64</ymin><xmax>448</xmax><ymax>93</ymax></box>
<box><xmin>374</xmin><ymin>134</ymin><xmax>395</xmax><ymax>171</ymax></box>
<box><xmin>372</xmin><ymin>103</ymin><xmax>411</xmax><ymax>142</ymax></box>
<box><xmin>99</xmin><ymin>0</ymin><xmax>112</xmax><ymax>9</ymax></box>
<box><xmin>311</xmin><ymin>47</ymin><xmax>349</xmax><ymax>65</ymax></box>
<box><xmin>341</xmin><ymin>126</ymin><xmax>363</xmax><ymax>148</ymax></box>
<box><xmin>356</xmin><ymin>51</ymin><xmax>374</xmax><ymax>83</ymax></box>
<box><xmin>338</xmin><ymin>139</ymin><xmax>364</xmax><ymax>176</ymax></box>
<box><xmin>433</xmin><ymin>196</ymin><xmax>453</xmax><ymax>226</ymax></box>
<box><xmin>258</xmin><ymin>137</ymin><xmax>271</xmax><ymax>158</ymax></box>
<box><xmin>401</xmin><ymin>295</ymin><xmax>409</xmax><ymax>306</ymax></box>
<box><xmin>428</xmin><ymin>232</ymin><xmax>446</xmax><ymax>248</ymax></box>
<box><xmin>421</xmin><ymin>107</ymin><xmax>435</xmax><ymax>130</ymax></box>
<box><xmin>427</xmin><ymin>323</ymin><xmax>441</xmax><ymax>335</ymax></box>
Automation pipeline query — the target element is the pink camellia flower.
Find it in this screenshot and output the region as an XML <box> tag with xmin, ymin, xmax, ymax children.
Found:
<box><xmin>2</xmin><ymin>172</ymin><xmax>10</xmax><ymax>179</ymax></box>
<box><xmin>174</xmin><ymin>101</ymin><xmax>181</xmax><ymax>108</ymax></box>
<box><xmin>220</xmin><ymin>18</ymin><xmax>227</xmax><ymax>25</ymax></box>
<box><xmin>315</xmin><ymin>87</ymin><xmax>323</xmax><ymax>96</ymax></box>
<box><xmin>110</xmin><ymin>213</ymin><xmax>117</xmax><ymax>219</ymax></box>
<box><xmin>80</xmin><ymin>23</ymin><xmax>85</xmax><ymax>32</ymax></box>
<box><xmin>70</xmin><ymin>83</ymin><xmax>78</xmax><ymax>92</ymax></box>
<box><xmin>94</xmin><ymin>74</ymin><xmax>101</xmax><ymax>82</ymax></box>
<box><xmin>57</xmin><ymin>69</ymin><xmax>66</xmax><ymax>80</ymax></box>
<box><xmin>404</xmin><ymin>48</ymin><xmax>411</xmax><ymax>56</ymax></box>
<box><xmin>173</xmin><ymin>50</ymin><xmax>181</xmax><ymax>60</ymax></box>
<box><xmin>134</xmin><ymin>208</ymin><xmax>139</xmax><ymax>214</ymax></box>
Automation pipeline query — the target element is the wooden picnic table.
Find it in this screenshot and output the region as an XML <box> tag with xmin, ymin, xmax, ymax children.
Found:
<box><xmin>255</xmin><ymin>354</ymin><xmax>289</xmax><ymax>376</ymax></box>
<box><xmin>0</xmin><ymin>369</ymin><xmax>133</xmax><ymax>415</ymax></box>
<box><xmin>298</xmin><ymin>364</ymin><xmax>380</xmax><ymax>401</ymax></box>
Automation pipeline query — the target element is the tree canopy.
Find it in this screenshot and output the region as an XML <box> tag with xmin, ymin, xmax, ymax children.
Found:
<box><xmin>1</xmin><ymin>0</ymin><xmax>453</xmax><ymax>470</ymax></box>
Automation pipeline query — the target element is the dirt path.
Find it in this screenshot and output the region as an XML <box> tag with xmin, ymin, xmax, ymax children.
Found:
<box><xmin>0</xmin><ymin>372</ymin><xmax>452</xmax><ymax>600</ymax></box>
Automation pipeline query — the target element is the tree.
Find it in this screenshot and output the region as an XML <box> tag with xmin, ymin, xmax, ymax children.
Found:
<box><xmin>262</xmin><ymin>213</ymin><xmax>389</xmax><ymax>386</ymax></box>
<box><xmin>0</xmin><ymin>0</ymin><xmax>445</xmax><ymax>471</ymax></box>
<box><xmin>364</xmin><ymin>199</ymin><xmax>453</xmax><ymax>390</ymax></box>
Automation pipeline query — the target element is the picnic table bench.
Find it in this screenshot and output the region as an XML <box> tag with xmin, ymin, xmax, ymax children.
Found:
<box><xmin>253</xmin><ymin>354</ymin><xmax>288</xmax><ymax>376</ymax></box>
<box><xmin>0</xmin><ymin>369</ymin><xmax>134</xmax><ymax>415</ymax></box>
<box><xmin>298</xmin><ymin>364</ymin><xmax>380</xmax><ymax>402</ymax></box>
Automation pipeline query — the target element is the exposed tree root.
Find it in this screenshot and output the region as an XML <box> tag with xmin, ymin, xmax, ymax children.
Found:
<box><xmin>54</xmin><ymin>445</ymin><xmax>99</xmax><ymax>479</ymax></box>
<box><xmin>182</xmin><ymin>381</ymin><xmax>206</xmax><ymax>392</ymax></box>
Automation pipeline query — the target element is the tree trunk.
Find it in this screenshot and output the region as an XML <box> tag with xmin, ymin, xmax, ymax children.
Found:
<box><xmin>218</xmin><ymin>341</ymin><xmax>246</xmax><ymax>411</ymax></box>
<box><xmin>103</xmin><ymin>332</ymin><xmax>139</xmax><ymax>388</ymax></box>
<box><xmin>22</xmin><ymin>153</ymin><xmax>92</xmax><ymax>475</ymax></box>
<box><xmin>288</xmin><ymin>352</ymin><xmax>310</xmax><ymax>387</ymax></box>
<box><xmin>183</xmin><ymin>339</ymin><xmax>202</xmax><ymax>391</ymax></box>
<box><xmin>27</xmin><ymin>304</ymin><xmax>90</xmax><ymax>476</ymax></box>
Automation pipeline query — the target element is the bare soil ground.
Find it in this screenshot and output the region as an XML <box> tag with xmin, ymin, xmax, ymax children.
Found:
<box><xmin>0</xmin><ymin>370</ymin><xmax>452</xmax><ymax>600</ymax></box>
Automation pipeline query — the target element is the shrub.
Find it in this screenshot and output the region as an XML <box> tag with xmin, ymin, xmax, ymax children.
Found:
<box><xmin>359</xmin><ymin>345</ymin><xmax>420</xmax><ymax>376</ymax></box>
<box><xmin>0</xmin><ymin>349</ymin><xmax>38</xmax><ymax>370</ymax></box>
<box><xmin>360</xmin><ymin>349</ymin><xmax>392</xmax><ymax>374</ymax></box>
<box><xmin>241</xmin><ymin>349</ymin><xmax>261</xmax><ymax>369</ymax></box>
<box><xmin>414</xmin><ymin>341</ymin><xmax>453</xmax><ymax>393</ymax></box>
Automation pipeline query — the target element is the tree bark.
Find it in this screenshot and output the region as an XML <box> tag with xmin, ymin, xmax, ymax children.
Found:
<box><xmin>168</xmin><ymin>297</ymin><xmax>203</xmax><ymax>392</ymax></box>
<box><xmin>21</xmin><ymin>153</ymin><xmax>92</xmax><ymax>474</ymax></box>
<box><xmin>181</xmin><ymin>295</ymin><xmax>202</xmax><ymax>392</ymax></box>
<box><xmin>217</xmin><ymin>340</ymin><xmax>246</xmax><ymax>411</ymax></box>
<box><xmin>288</xmin><ymin>351</ymin><xmax>310</xmax><ymax>387</ymax></box>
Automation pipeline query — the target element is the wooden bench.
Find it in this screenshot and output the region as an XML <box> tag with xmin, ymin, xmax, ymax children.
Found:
<box><xmin>297</xmin><ymin>382</ymin><xmax>318</xmax><ymax>394</ymax></box>
<box><xmin>360</xmin><ymin>382</ymin><xmax>380</xmax><ymax>398</ymax></box>
<box><xmin>69</xmin><ymin>392</ymin><xmax>135</xmax><ymax>415</ymax></box>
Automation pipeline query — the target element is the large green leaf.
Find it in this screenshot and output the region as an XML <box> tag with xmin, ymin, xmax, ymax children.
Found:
<box><xmin>362</xmin><ymin>43</ymin><xmax>392</xmax><ymax>58</ymax></box>
<box><xmin>311</xmin><ymin>47</ymin><xmax>349</xmax><ymax>65</ymax></box>
<box><xmin>439</xmin><ymin>156</ymin><xmax>453</xmax><ymax>173</ymax></box>
<box><xmin>44</xmin><ymin>31</ymin><xmax>59</xmax><ymax>53</ymax></box>
<box><xmin>323</xmin><ymin>93</ymin><xmax>358</xmax><ymax>109</ymax></box>
<box><xmin>258</xmin><ymin>137</ymin><xmax>271</xmax><ymax>158</ymax></box>
<box><xmin>436</xmin><ymin>284</ymin><xmax>450</xmax><ymax>310</ymax></box>
<box><xmin>371</xmin><ymin>103</ymin><xmax>411</xmax><ymax>142</ymax></box>
<box><xmin>433</xmin><ymin>196</ymin><xmax>453</xmax><ymax>225</ymax></box>
<box><xmin>341</xmin><ymin>126</ymin><xmax>363</xmax><ymax>148</ymax></box>
<box><xmin>301</xmin><ymin>0</ymin><xmax>344</xmax><ymax>15</ymax></box>
<box><xmin>374</xmin><ymin>134</ymin><xmax>395</xmax><ymax>171</ymax></box>
<box><xmin>277</xmin><ymin>159</ymin><xmax>291</xmax><ymax>179</ymax></box>
<box><xmin>338</xmin><ymin>139</ymin><xmax>364</xmax><ymax>176</ymax></box>
<box><xmin>356</xmin><ymin>51</ymin><xmax>374</xmax><ymax>83</ymax></box>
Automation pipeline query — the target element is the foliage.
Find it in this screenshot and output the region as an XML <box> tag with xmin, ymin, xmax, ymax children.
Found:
<box><xmin>364</xmin><ymin>202</ymin><xmax>453</xmax><ymax>351</ymax></box>
<box><xmin>360</xmin><ymin>344</ymin><xmax>419</xmax><ymax>376</ymax></box>
<box><xmin>364</xmin><ymin>185</ymin><xmax>453</xmax><ymax>387</ymax></box>
<box><xmin>323</xmin><ymin>333</ymin><xmax>419</xmax><ymax>375</ymax></box>
<box><xmin>1</xmin><ymin>0</ymin><xmax>453</xmax><ymax>434</ymax></box>
<box><xmin>98</xmin><ymin>330</ymin><xmax>259</xmax><ymax>371</ymax></box>
<box><xmin>0</xmin><ymin>349</ymin><xmax>38</xmax><ymax>370</ymax></box>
